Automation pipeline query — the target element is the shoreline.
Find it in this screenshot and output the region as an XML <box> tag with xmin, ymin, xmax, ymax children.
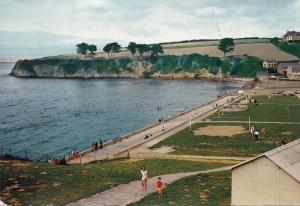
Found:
<box><xmin>10</xmin><ymin>72</ymin><xmax>253</xmax><ymax>83</ymax></box>
<box><xmin>67</xmin><ymin>92</ymin><xmax>243</xmax><ymax>164</ymax></box>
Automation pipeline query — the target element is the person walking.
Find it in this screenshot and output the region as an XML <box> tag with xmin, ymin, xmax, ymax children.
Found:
<box><xmin>141</xmin><ymin>166</ymin><xmax>148</xmax><ymax>191</ymax></box>
<box><xmin>100</xmin><ymin>138</ymin><xmax>103</xmax><ymax>149</ymax></box>
<box><xmin>156</xmin><ymin>177</ymin><xmax>163</xmax><ymax>198</ymax></box>
<box><xmin>95</xmin><ymin>141</ymin><xmax>98</xmax><ymax>151</ymax></box>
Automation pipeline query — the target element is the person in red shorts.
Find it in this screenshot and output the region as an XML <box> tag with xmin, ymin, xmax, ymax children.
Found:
<box><xmin>156</xmin><ymin>177</ymin><xmax>163</xmax><ymax>198</ymax></box>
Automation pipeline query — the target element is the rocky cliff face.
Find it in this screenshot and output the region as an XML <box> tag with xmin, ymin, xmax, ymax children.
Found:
<box><xmin>11</xmin><ymin>59</ymin><xmax>148</xmax><ymax>79</ymax></box>
<box><xmin>11</xmin><ymin>58</ymin><xmax>222</xmax><ymax>79</ymax></box>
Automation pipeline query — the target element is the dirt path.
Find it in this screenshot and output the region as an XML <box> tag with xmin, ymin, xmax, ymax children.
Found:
<box><xmin>130</xmin><ymin>153</ymin><xmax>249</xmax><ymax>164</ymax></box>
<box><xmin>66</xmin><ymin>166</ymin><xmax>232</xmax><ymax>206</ymax></box>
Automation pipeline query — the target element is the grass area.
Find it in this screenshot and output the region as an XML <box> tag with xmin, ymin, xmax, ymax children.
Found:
<box><xmin>153</xmin><ymin>95</ymin><xmax>300</xmax><ymax>157</ymax></box>
<box><xmin>0</xmin><ymin>158</ymin><xmax>229</xmax><ymax>206</ymax></box>
<box><xmin>210</xmin><ymin>95</ymin><xmax>300</xmax><ymax>122</ymax></box>
<box><xmin>130</xmin><ymin>171</ymin><xmax>231</xmax><ymax>206</ymax></box>
<box><xmin>162</xmin><ymin>38</ymin><xmax>270</xmax><ymax>48</ymax></box>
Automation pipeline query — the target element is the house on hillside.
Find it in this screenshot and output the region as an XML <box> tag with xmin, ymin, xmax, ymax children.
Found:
<box><xmin>277</xmin><ymin>60</ymin><xmax>300</xmax><ymax>75</ymax></box>
<box><xmin>263</xmin><ymin>60</ymin><xmax>277</xmax><ymax>69</ymax></box>
<box><xmin>282</xmin><ymin>31</ymin><xmax>300</xmax><ymax>41</ymax></box>
<box><xmin>287</xmin><ymin>64</ymin><xmax>300</xmax><ymax>80</ymax></box>
<box><xmin>231</xmin><ymin>139</ymin><xmax>300</xmax><ymax>206</ymax></box>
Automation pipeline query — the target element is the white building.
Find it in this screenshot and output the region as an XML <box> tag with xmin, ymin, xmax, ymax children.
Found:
<box><xmin>231</xmin><ymin>139</ymin><xmax>300</xmax><ymax>206</ymax></box>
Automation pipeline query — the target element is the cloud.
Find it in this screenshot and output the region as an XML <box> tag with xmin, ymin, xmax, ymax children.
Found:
<box><xmin>0</xmin><ymin>0</ymin><xmax>299</xmax><ymax>56</ymax></box>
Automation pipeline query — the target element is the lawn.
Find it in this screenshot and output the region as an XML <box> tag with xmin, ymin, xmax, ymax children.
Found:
<box><xmin>130</xmin><ymin>171</ymin><xmax>231</xmax><ymax>206</ymax></box>
<box><xmin>209</xmin><ymin>95</ymin><xmax>300</xmax><ymax>122</ymax></box>
<box><xmin>153</xmin><ymin>122</ymin><xmax>300</xmax><ymax>157</ymax></box>
<box><xmin>0</xmin><ymin>158</ymin><xmax>229</xmax><ymax>206</ymax></box>
<box><xmin>152</xmin><ymin>95</ymin><xmax>300</xmax><ymax>157</ymax></box>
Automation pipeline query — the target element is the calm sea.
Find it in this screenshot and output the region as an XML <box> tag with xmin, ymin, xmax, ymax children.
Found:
<box><xmin>0</xmin><ymin>62</ymin><xmax>243</xmax><ymax>160</ymax></box>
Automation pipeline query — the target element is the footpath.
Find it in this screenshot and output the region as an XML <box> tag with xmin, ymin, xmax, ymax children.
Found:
<box><xmin>68</xmin><ymin>95</ymin><xmax>241</xmax><ymax>164</ymax></box>
<box><xmin>66</xmin><ymin>166</ymin><xmax>232</xmax><ymax>206</ymax></box>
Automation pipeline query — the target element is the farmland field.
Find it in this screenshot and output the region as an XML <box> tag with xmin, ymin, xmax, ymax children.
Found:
<box><xmin>163</xmin><ymin>43</ymin><xmax>299</xmax><ymax>61</ymax></box>
<box><xmin>92</xmin><ymin>42</ymin><xmax>298</xmax><ymax>61</ymax></box>
<box><xmin>162</xmin><ymin>38</ymin><xmax>271</xmax><ymax>48</ymax></box>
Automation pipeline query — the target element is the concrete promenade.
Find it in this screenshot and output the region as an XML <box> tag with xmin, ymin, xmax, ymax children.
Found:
<box><xmin>68</xmin><ymin>95</ymin><xmax>241</xmax><ymax>164</ymax></box>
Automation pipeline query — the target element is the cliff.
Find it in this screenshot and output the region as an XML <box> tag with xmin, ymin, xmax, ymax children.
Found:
<box><xmin>11</xmin><ymin>54</ymin><xmax>263</xmax><ymax>79</ymax></box>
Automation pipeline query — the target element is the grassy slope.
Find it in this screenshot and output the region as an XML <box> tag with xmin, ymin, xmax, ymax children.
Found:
<box><xmin>210</xmin><ymin>96</ymin><xmax>300</xmax><ymax>122</ymax></box>
<box><xmin>0</xmin><ymin>159</ymin><xmax>228</xmax><ymax>206</ymax></box>
<box><xmin>153</xmin><ymin>96</ymin><xmax>300</xmax><ymax>157</ymax></box>
<box><xmin>271</xmin><ymin>38</ymin><xmax>300</xmax><ymax>58</ymax></box>
<box><xmin>130</xmin><ymin>171</ymin><xmax>231</xmax><ymax>206</ymax></box>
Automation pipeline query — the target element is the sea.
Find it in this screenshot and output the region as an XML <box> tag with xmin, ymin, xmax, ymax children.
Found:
<box><xmin>0</xmin><ymin>62</ymin><xmax>243</xmax><ymax>160</ymax></box>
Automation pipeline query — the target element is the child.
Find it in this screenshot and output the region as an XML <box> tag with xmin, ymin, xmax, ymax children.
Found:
<box><xmin>157</xmin><ymin>177</ymin><xmax>163</xmax><ymax>198</ymax></box>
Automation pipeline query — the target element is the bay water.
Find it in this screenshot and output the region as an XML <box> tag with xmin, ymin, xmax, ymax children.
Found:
<box><xmin>0</xmin><ymin>62</ymin><xmax>243</xmax><ymax>160</ymax></box>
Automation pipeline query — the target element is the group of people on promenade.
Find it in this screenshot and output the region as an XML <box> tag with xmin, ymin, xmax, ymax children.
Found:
<box><xmin>71</xmin><ymin>148</ymin><xmax>79</xmax><ymax>157</ymax></box>
<box><xmin>91</xmin><ymin>142</ymin><xmax>98</xmax><ymax>151</ymax></box>
<box><xmin>141</xmin><ymin>166</ymin><xmax>164</xmax><ymax>198</ymax></box>
<box><xmin>91</xmin><ymin>139</ymin><xmax>103</xmax><ymax>151</ymax></box>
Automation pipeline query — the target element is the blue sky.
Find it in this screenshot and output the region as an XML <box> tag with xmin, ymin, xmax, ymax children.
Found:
<box><xmin>0</xmin><ymin>0</ymin><xmax>299</xmax><ymax>57</ymax></box>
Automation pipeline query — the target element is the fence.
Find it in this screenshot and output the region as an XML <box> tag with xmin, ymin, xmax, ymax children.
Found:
<box><xmin>0</xmin><ymin>147</ymin><xmax>31</xmax><ymax>161</ymax></box>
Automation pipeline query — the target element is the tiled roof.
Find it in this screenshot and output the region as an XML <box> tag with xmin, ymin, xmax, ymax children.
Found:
<box><xmin>283</xmin><ymin>31</ymin><xmax>300</xmax><ymax>37</ymax></box>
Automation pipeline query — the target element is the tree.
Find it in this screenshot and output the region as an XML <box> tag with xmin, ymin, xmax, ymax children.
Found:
<box><xmin>127</xmin><ymin>42</ymin><xmax>137</xmax><ymax>57</ymax></box>
<box><xmin>88</xmin><ymin>44</ymin><xmax>97</xmax><ymax>55</ymax></box>
<box><xmin>218</xmin><ymin>38</ymin><xmax>235</xmax><ymax>57</ymax></box>
<box><xmin>103</xmin><ymin>43</ymin><xmax>113</xmax><ymax>58</ymax></box>
<box><xmin>76</xmin><ymin>42</ymin><xmax>89</xmax><ymax>56</ymax></box>
<box><xmin>111</xmin><ymin>42</ymin><xmax>121</xmax><ymax>56</ymax></box>
<box><xmin>136</xmin><ymin>44</ymin><xmax>150</xmax><ymax>57</ymax></box>
<box><xmin>150</xmin><ymin>44</ymin><xmax>164</xmax><ymax>56</ymax></box>
<box><xmin>103</xmin><ymin>42</ymin><xmax>121</xmax><ymax>58</ymax></box>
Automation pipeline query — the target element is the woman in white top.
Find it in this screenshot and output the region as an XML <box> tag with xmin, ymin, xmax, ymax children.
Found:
<box><xmin>141</xmin><ymin>166</ymin><xmax>148</xmax><ymax>191</ymax></box>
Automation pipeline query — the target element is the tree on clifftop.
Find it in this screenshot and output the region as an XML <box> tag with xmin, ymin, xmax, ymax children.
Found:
<box><xmin>103</xmin><ymin>43</ymin><xmax>112</xmax><ymax>58</ymax></box>
<box><xmin>218</xmin><ymin>38</ymin><xmax>235</xmax><ymax>57</ymax></box>
<box><xmin>150</xmin><ymin>44</ymin><xmax>164</xmax><ymax>57</ymax></box>
<box><xmin>127</xmin><ymin>42</ymin><xmax>137</xmax><ymax>57</ymax></box>
<box><xmin>103</xmin><ymin>42</ymin><xmax>121</xmax><ymax>58</ymax></box>
<box><xmin>111</xmin><ymin>42</ymin><xmax>121</xmax><ymax>56</ymax></box>
<box><xmin>136</xmin><ymin>44</ymin><xmax>150</xmax><ymax>57</ymax></box>
<box><xmin>88</xmin><ymin>44</ymin><xmax>97</xmax><ymax>55</ymax></box>
<box><xmin>76</xmin><ymin>42</ymin><xmax>89</xmax><ymax>56</ymax></box>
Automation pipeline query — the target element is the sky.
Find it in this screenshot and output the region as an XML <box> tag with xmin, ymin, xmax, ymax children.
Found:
<box><xmin>0</xmin><ymin>0</ymin><xmax>299</xmax><ymax>57</ymax></box>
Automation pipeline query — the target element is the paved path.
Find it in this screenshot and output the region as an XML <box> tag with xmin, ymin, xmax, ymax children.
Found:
<box><xmin>69</xmin><ymin>95</ymin><xmax>241</xmax><ymax>164</ymax></box>
<box><xmin>66</xmin><ymin>166</ymin><xmax>232</xmax><ymax>206</ymax></box>
<box><xmin>202</xmin><ymin>120</ymin><xmax>300</xmax><ymax>124</ymax></box>
<box><xmin>133</xmin><ymin>154</ymin><xmax>251</xmax><ymax>162</ymax></box>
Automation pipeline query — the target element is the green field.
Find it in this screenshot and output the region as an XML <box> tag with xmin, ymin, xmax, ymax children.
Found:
<box><xmin>162</xmin><ymin>38</ymin><xmax>270</xmax><ymax>48</ymax></box>
<box><xmin>0</xmin><ymin>159</ymin><xmax>228</xmax><ymax>206</ymax></box>
<box><xmin>210</xmin><ymin>95</ymin><xmax>300</xmax><ymax>122</ymax></box>
<box><xmin>130</xmin><ymin>171</ymin><xmax>231</xmax><ymax>206</ymax></box>
<box><xmin>153</xmin><ymin>96</ymin><xmax>300</xmax><ymax>157</ymax></box>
